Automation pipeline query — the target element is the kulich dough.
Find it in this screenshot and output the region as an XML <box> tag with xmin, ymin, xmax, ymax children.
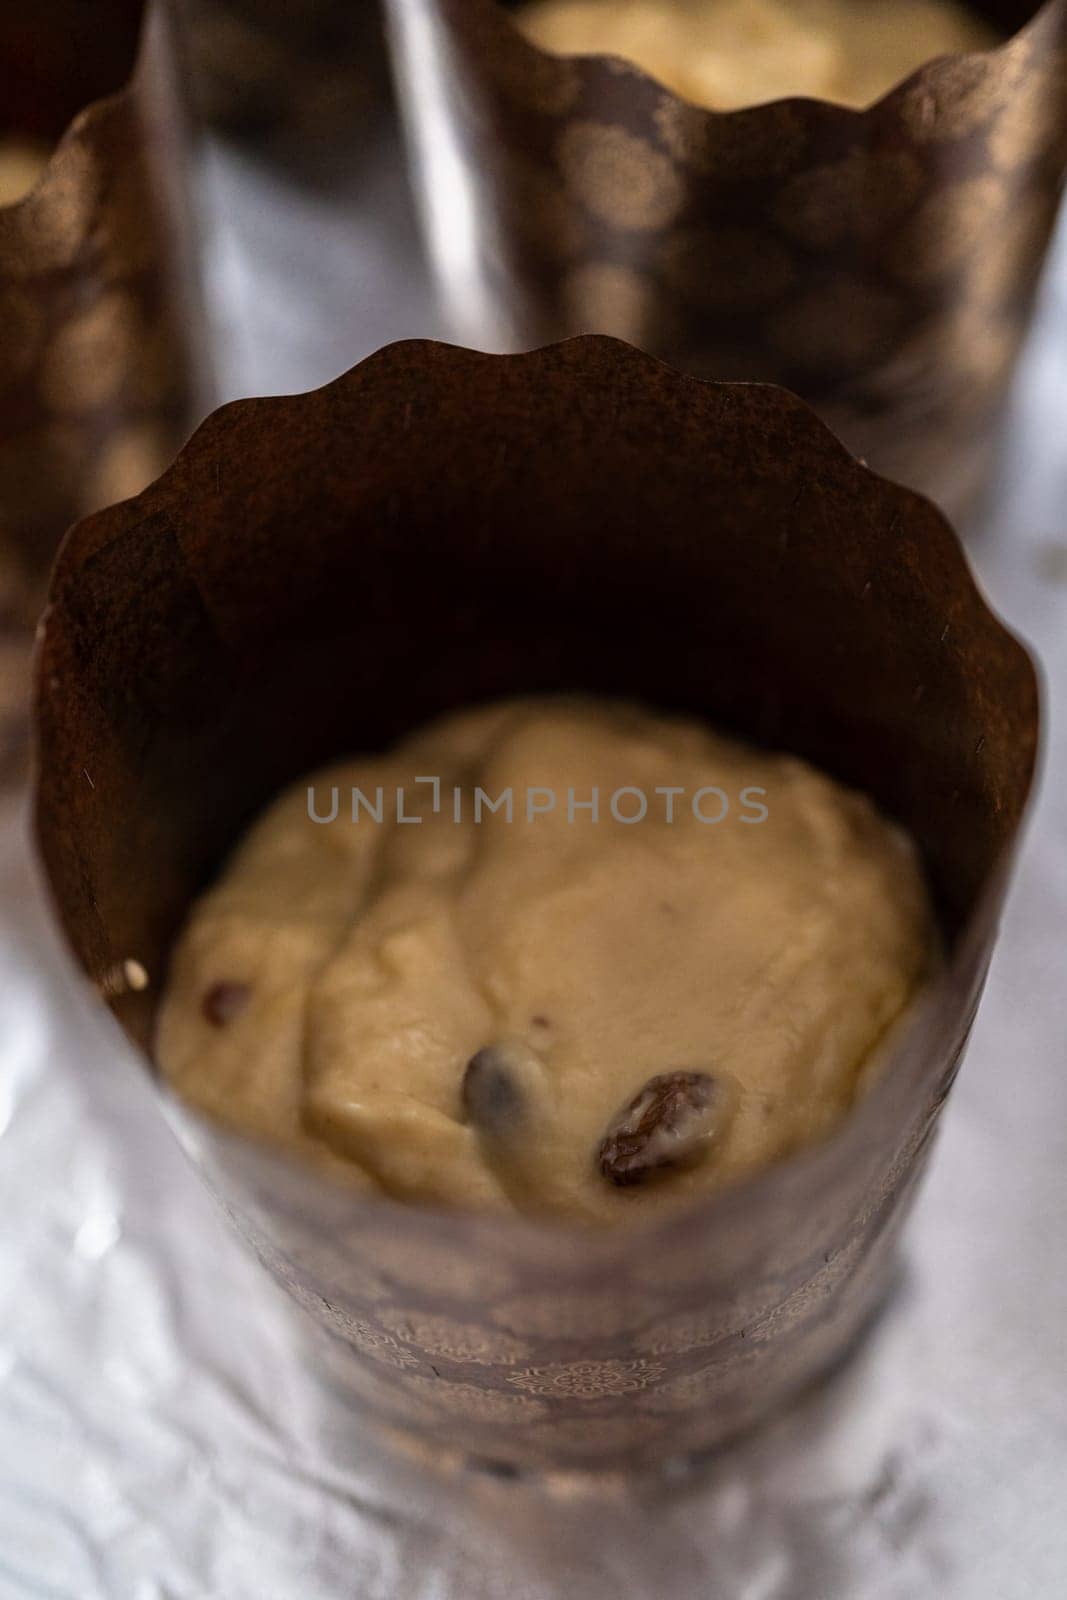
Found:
<box><xmin>514</xmin><ymin>0</ymin><xmax>999</xmax><ymax>111</ymax></box>
<box><xmin>157</xmin><ymin>698</ymin><xmax>939</xmax><ymax>1222</ymax></box>
<box><xmin>0</xmin><ymin>139</ymin><xmax>50</xmax><ymax>207</ymax></box>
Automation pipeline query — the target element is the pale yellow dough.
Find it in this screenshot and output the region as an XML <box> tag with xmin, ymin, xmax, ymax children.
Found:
<box><xmin>0</xmin><ymin>139</ymin><xmax>50</xmax><ymax>207</ymax></box>
<box><xmin>158</xmin><ymin>699</ymin><xmax>938</xmax><ymax>1222</ymax></box>
<box><xmin>514</xmin><ymin>0</ymin><xmax>998</xmax><ymax>111</ymax></box>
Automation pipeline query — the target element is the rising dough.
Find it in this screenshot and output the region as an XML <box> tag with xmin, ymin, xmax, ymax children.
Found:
<box><xmin>157</xmin><ymin>698</ymin><xmax>938</xmax><ymax>1222</ymax></box>
<box><xmin>514</xmin><ymin>0</ymin><xmax>999</xmax><ymax>111</ymax></box>
<box><xmin>0</xmin><ymin>139</ymin><xmax>50</xmax><ymax>207</ymax></box>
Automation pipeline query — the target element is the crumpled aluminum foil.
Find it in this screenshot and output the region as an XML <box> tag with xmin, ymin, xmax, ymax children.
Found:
<box><xmin>1</xmin><ymin>138</ymin><xmax>1065</xmax><ymax>1599</ymax></box>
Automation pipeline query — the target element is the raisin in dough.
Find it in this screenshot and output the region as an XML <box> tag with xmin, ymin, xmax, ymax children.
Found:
<box><xmin>515</xmin><ymin>0</ymin><xmax>998</xmax><ymax>111</ymax></box>
<box><xmin>157</xmin><ymin>698</ymin><xmax>938</xmax><ymax>1222</ymax></box>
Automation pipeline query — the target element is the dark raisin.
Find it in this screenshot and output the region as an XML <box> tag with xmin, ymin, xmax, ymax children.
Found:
<box><xmin>462</xmin><ymin>1045</ymin><xmax>527</xmax><ymax>1134</ymax></box>
<box><xmin>202</xmin><ymin>981</ymin><xmax>251</xmax><ymax>1027</ymax></box>
<box><xmin>597</xmin><ymin>1070</ymin><xmax>729</xmax><ymax>1187</ymax></box>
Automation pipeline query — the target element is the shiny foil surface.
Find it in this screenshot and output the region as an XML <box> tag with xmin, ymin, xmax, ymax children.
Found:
<box><xmin>2</xmin><ymin>137</ymin><xmax>1066</xmax><ymax>1597</ymax></box>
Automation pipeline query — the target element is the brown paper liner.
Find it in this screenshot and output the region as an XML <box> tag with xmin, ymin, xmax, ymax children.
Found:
<box><xmin>33</xmin><ymin>337</ymin><xmax>1037</xmax><ymax>1474</ymax></box>
<box><xmin>384</xmin><ymin>0</ymin><xmax>1067</xmax><ymax>521</ymax></box>
<box><xmin>178</xmin><ymin>0</ymin><xmax>391</xmax><ymax>154</ymax></box>
<box><xmin>0</xmin><ymin>0</ymin><xmax>209</xmax><ymax>784</ymax></box>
